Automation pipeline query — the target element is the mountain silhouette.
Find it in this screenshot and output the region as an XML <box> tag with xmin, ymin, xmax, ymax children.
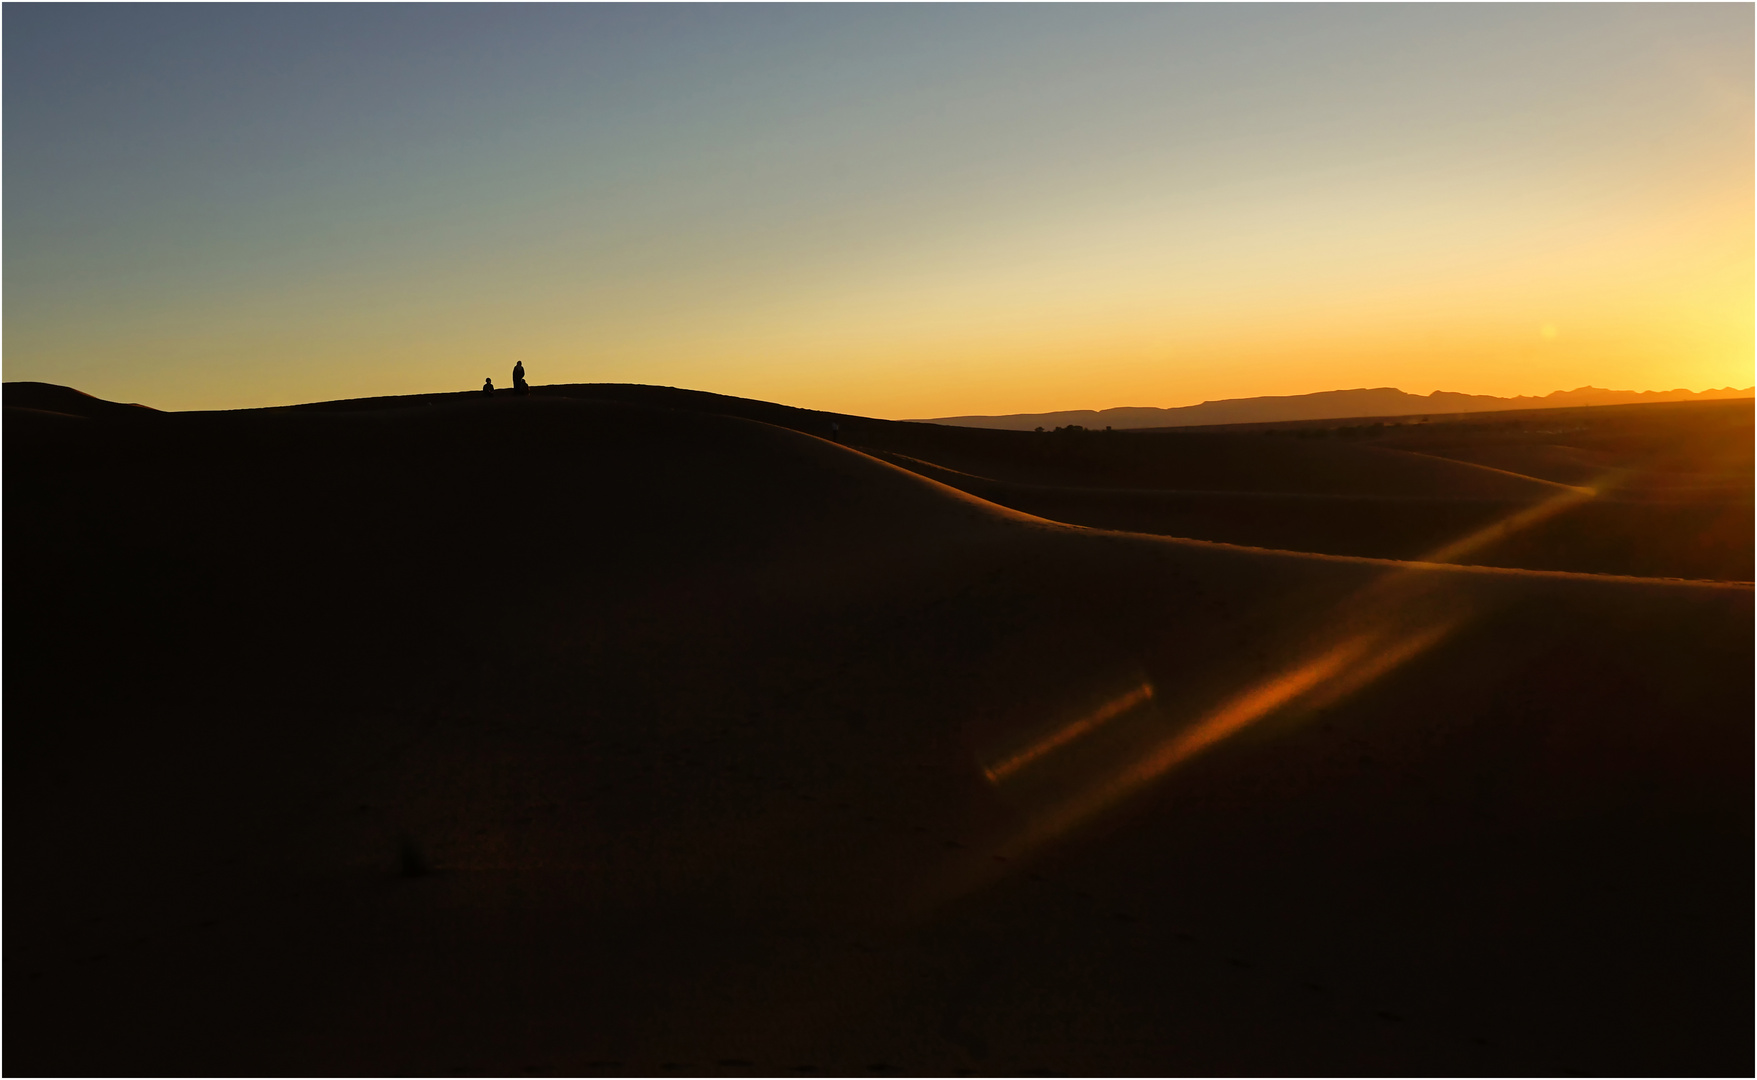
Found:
<box><xmin>920</xmin><ymin>385</ymin><xmax>1754</xmax><ymax>431</ymax></box>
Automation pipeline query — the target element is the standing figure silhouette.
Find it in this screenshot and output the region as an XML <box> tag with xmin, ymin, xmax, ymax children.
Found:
<box><xmin>512</xmin><ymin>361</ymin><xmax>528</xmax><ymax>395</ymax></box>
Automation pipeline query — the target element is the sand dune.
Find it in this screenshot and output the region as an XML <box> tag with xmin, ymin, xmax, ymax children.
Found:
<box><xmin>5</xmin><ymin>379</ymin><xmax>160</xmax><ymax>420</ymax></box>
<box><xmin>7</xmin><ymin>384</ymin><xmax>1750</xmax><ymax>1074</ymax></box>
<box><xmin>528</xmin><ymin>385</ymin><xmax>1751</xmax><ymax>581</ymax></box>
<box><xmin>519</xmin><ymin>385</ymin><xmax>1752</xmax><ymax>580</ymax></box>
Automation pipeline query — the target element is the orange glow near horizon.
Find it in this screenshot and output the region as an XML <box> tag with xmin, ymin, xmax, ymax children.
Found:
<box><xmin>5</xmin><ymin>8</ymin><xmax>1749</xmax><ymax>415</ymax></box>
<box><xmin>17</xmin><ymin>196</ymin><xmax>1749</xmax><ymax>417</ymax></box>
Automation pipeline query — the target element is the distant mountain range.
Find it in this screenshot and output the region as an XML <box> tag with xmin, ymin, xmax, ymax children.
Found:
<box><xmin>915</xmin><ymin>385</ymin><xmax>1755</xmax><ymax>431</ymax></box>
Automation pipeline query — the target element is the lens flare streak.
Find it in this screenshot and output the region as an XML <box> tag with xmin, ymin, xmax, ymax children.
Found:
<box><xmin>1005</xmin><ymin>622</ymin><xmax>1457</xmax><ymax>853</ymax></box>
<box><xmin>976</xmin><ymin>473</ymin><xmax>1620</xmax><ymax>864</ymax></box>
<box><xmin>983</xmin><ymin>682</ymin><xmax>1155</xmax><ymax>783</ymax></box>
<box><xmin>1120</xmin><ymin>637</ymin><xmax>1371</xmax><ymax>787</ymax></box>
<box><xmin>1418</xmin><ymin>486</ymin><xmax>1596</xmax><ymax>566</ymax></box>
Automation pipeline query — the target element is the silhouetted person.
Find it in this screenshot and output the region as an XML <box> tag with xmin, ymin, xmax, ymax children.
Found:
<box><xmin>513</xmin><ymin>360</ymin><xmax>528</xmax><ymax>395</ymax></box>
<box><xmin>830</xmin><ymin>420</ymin><xmax>840</xmax><ymax>443</ymax></box>
<box><xmin>482</xmin><ymin>377</ymin><xmax>494</xmax><ymax>396</ymax></box>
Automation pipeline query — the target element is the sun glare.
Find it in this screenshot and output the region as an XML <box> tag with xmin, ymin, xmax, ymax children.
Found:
<box><xmin>980</xmin><ymin>478</ymin><xmax>1650</xmax><ymax>864</ymax></box>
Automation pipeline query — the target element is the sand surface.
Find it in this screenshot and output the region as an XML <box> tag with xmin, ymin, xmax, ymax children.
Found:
<box><xmin>7</xmin><ymin>384</ymin><xmax>1751</xmax><ymax>1074</ymax></box>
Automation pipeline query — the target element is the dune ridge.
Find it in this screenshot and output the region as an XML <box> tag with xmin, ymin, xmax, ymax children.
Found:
<box><xmin>7</xmin><ymin>382</ymin><xmax>1750</xmax><ymax>1074</ymax></box>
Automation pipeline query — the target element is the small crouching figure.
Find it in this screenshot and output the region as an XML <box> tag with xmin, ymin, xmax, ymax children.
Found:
<box><xmin>482</xmin><ymin>377</ymin><xmax>494</xmax><ymax>396</ymax></box>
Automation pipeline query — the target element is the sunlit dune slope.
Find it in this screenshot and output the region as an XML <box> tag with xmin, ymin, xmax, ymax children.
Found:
<box><xmin>1375</xmin><ymin>399</ymin><xmax>1754</xmax><ymax>493</ymax></box>
<box><xmin>11</xmin><ymin>378</ymin><xmax>1744</xmax><ymax>591</ymax></box>
<box><xmin>515</xmin><ymin>385</ymin><xmax>1753</xmax><ymax>578</ymax></box>
<box><xmin>518</xmin><ymin>385</ymin><xmax>1756</xmax><ymax>578</ymax></box>
<box><xmin>857</xmin><ymin>444</ymin><xmax>1752</xmax><ymax>581</ymax></box>
<box><xmin>522</xmin><ymin>382</ymin><xmax>1567</xmax><ymax>499</ymax></box>
<box><xmin>251</xmin><ymin>381</ymin><xmax>1755</xmax><ymax>578</ymax></box>
<box><xmin>1368</xmin><ymin>401</ymin><xmax>1754</xmax><ymax>579</ymax></box>
<box><xmin>7</xmin><ymin>385</ymin><xmax>1751</xmax><ymax>1075</ymax></box>
<box><xmin>234</xmin><ymin>381</ymin><xmax>1757</xmax><ymax>577</ymax></box>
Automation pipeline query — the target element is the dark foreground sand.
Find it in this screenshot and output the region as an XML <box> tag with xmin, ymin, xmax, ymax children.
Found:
<box><xmin>7</xmin><ymin>384</ymin><xmax>1751</xmax><ymax>1075</ymax></box>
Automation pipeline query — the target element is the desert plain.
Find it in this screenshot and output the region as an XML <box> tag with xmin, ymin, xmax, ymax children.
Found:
<box><xmin>6</xmin><ymin>381</ymin><xmax>1752</xmax><ymax>1075</ymax></box>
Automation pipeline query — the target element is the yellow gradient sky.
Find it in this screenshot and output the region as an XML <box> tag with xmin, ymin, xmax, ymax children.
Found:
<box><xmin>5</xmin><ymin>6</ymin><xmax>1751</xmax><ymax>414</ymax></box>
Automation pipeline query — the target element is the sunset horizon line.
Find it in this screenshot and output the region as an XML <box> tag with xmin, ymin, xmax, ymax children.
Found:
<box><xmin>13</xmin><ymin>372</ymin><xmax>1752</xmax><ymax>420</ymax></box>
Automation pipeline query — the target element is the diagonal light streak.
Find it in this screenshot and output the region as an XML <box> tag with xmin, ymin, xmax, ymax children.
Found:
<box><xmin>982</xmin><ymin>682</ymin><xmax>1155</xmax><ymax>783</ymax></box>
<box><xmin>986</xmin><ymin>479</ymin><xmax>1609</xmax><ymax>861</ymax></box>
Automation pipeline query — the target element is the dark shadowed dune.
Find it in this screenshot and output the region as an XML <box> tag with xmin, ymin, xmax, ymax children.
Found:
<box><xmin>551</xmin><ymin>386</ymin><xmax>1753</xmax><ymax>581</ymax></box>
<box><xmin>5</xmin><ymin>379</ymin><xmax>160</xmax><ymax>420</ymax></box>
<box><xmin>7</xmin><ymin>383</ymin><xmax>1751</xmax><ymax>1075</ymax></box>
<box><xmin>258</xmin><ymin>382</ymin><xmax>1756</xmax><ymax>579</ymax></box>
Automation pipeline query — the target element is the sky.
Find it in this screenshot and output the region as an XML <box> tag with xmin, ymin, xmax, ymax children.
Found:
<box><xmin>5</xmin><ymin>4</ymin><xmax>1752</xmax><ymax>415</ymax></box>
